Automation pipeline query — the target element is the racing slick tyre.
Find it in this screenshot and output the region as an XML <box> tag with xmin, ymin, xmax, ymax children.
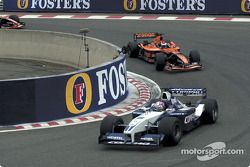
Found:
<box><xmin>155</xmin><ymin>53</ymin><xmax>166</xmax><ymax>71</ymax></box>
<box><xmin>158</xmin><ymin>117</ymin><xmax>182</xmax><ymax>146</ymax></box>
<box><xmin>100</xmin><ymin>115</ymin><xmax>124</xmax><ymax>135</ymax></box>
<box><xmin>127</xmin><ymin>41</ymin><xmax>139</xmax><ymax>58</ymax></box>
<box><xmin>189</xmin><ymin>50</ymin><xmax>200</xmax><ymax>64</ymax></box>
<box><xmin>9</xmin><ymin>15</ymin><xmax>20</xmax><ymax>23</ymax></box>
<box><xmin>200</xmin><ymin>99</ymin><xmax>219</xmax><ymax>124</ymax></box>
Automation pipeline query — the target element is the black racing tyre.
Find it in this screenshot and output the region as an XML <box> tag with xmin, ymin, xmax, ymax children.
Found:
<box><xmin>121</xmin><ymin>46</ymin><xmax>127</xmax><ymax>54</ymax></box>
<box><xmin>9</xmin><ymin>15</ymin><xmax>20</xmax><ymax>23</ymax></box>
<box><xmin>158</xmin><ymin>117</ymin><xmax>182</xmax><ymax>146</ymax></box>
<box><xmin>100</xmin><ymin>115</ymin><xmax>124</xmax><ymax>135</ymax></box>
<box><xmin>200</xmin><ymin>99</ymin><xmax>219</xmax><ymax>124</ymax></box>
<box><xmin>189</xmin><ymin>50</ymin><xmax>200</xmax><ymax>63</ymax></box>
<box><xmin>155</xmin><ymin>53</ymin><xmax>166</xmax><ymax>71</ymax></box>
<box><xmin>127</xmin><ymin>41</ymin><xmax>139</xmax><ymax>58</ymax></box>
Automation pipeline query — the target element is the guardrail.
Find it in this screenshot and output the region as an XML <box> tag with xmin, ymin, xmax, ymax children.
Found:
<box><xmin>2</xmin><ymin>0</ymin><xmax>250</xmax><ymax>15</ymax></box>
<box><xmin>0</xmin><ymin>30</ymin><xmax>128</xmax><ymax>125</ymax></box>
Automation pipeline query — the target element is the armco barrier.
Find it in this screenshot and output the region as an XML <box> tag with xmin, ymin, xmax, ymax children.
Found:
<box><xmin>3</xmin><ymin>0</ymin><xmax>250</xmax><ymax>15</ymax></box>
<box><xmin>0</xmin><ymin>30</ymin><xmax>127</xmax><ymax>125</ymax></box>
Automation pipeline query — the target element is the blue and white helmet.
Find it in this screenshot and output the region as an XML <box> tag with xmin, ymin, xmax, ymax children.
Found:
<box><xmin>151</xmin><ymin>101</ymin><xmax>165</xmax><ymax>111</ymax></box>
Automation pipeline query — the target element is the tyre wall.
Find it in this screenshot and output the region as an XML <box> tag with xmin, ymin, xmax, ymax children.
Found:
<box><xmin>0</xmin><ymin>30</ymin><xmax>128</xmax><ymax>125</ymax></box>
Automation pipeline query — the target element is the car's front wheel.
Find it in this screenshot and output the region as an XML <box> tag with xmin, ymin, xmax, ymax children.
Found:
<box><xmin>158</xmin><ymin>117</ymin><xmax>182</xmax><ymax>146</ymax></box>
<box><xmin>100</xmin><ymin>115</ymin><xmax>124</xmax><ymax>135</ymax></box>
<box><xmin>189</xmin><ymin>50</ymin><xmax>200</xmax><ymax>64</ymax></box>
<box><xmin>9</xmin><ymin>15</ymin><xmax>20</xmax><ymax>23</ymax></box>
<box><xmin>200</xmin><ymin>99</ymin><xmax>219</xmax><ymax>124</ymax></box>
<box><xmin>127</xmin><ymin>41</ymin><xmax>139</xmax><ymax>58</ymax></box>
<box><xmin>155</xmin><ymin>53</ymin><xmax>166</xmax><ymax>71</ymax></box>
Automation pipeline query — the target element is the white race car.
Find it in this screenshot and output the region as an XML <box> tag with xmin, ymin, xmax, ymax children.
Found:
<box><xmin>98</xmin><ymin>88</ymin><xmax>218</xmax><ymax>147</ymax></box>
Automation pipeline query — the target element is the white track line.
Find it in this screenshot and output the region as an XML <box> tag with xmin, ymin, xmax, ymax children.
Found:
<box><xmin>54</xmin><ymin>15</ymin><xmax>74</xmax><ymax>19</ymax></box>
<box><xmin>121</xmin><ymin>16</ymin><xmax>142</xmax><ymax>20</ymax></box>
<box><xmin>87</xmin><ymin>15</ymin><xmax>108</xmax><ymax>19</ymax></box>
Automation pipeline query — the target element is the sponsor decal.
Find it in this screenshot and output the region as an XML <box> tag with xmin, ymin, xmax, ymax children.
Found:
<box><xmin>134</xmin><ymin>32</ymin><xmax>157</xmax><ymax>39</ymax></box>
<box><xmin>139</xmin><ymin>0</ymin><xmax>205</xmax><ymax>11</ymax></box>
<box><xmin>241</xmin><ymin>0</ymin><xmax>250</xmax><ymax>13</ymax></box>
<box><xmin>124</xmin><ymin>0</ymin><xmax>137</xmax><ymax>11</ymax></box>
<box><xmin>17</xmin><ymin>0</ymin><xmax>29</xmax><ymax>9</ymax></box>
<box><xmin>169</xmin><ymin>112</ymin><xmax>185</xmax><ymax>116</ymax></box>
<box><xmin>107</xmin><ymin>135</ymin><xmax>124</xmax><ymax>140</ymax></box>
<box><xmin>184</xmin><ymin>113</ymin><xmax>196</xmax><ymax>124</ymax></box>
<box><xmin>65</xmin><ymin>60</ymin><xmax>127</xmax><ymax>115</ymax></box>
<box><xmin>170</xmin><ymin>88</ymin><xmax>206</xmax><ymax>96</ymax></box>
<box><xmin>140</xmin><ymin>137</ymin><xmax>154</xmax><ymax>141</ymax></box>
<box><xmin>107</xmin><ymin>141</ymin><xmax>151</xmax><ymax>145</ymax></box>
<box><xmin>96</xmin><ymin>61</ymin><xmax>127</xmax><ymax>106</ymax></box>
<box><xmin>65</xmin><ymin>73</ymin><xmax>92</xmax><ymax>114</ymax></box>
<box><xmin>29</xmin><ymin>0</ymin><xmax>90</xmax><ymax>10</ymax></box>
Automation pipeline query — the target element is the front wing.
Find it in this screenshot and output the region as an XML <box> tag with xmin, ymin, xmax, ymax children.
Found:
<box><xmin>165</xmin><ymin>63</ymin><xmax>202</xmax><ymax>72</ymax></box>
<box><xmin>99</xmin><ymin>133</ymin><xmax>164</xmax><ymax>147</ymax></box>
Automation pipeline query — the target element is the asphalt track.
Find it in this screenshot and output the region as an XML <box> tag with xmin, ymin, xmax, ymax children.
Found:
<box><xmin>0</xmin><ymin>18</ymin><xmax>249</xmax><ymax>167</ymax></box>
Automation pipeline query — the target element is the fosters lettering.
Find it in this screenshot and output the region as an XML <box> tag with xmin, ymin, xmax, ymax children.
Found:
<box><xmin>65</xmin><ymin>60</ymin><xmax>127</xmax><ymax>115</ymax></box>
<box><xmin>96</xmin><ymin>61</ymin><xmax>127</xmax><ymax>105</ymax></box>
<box><xmin>140</xmin><ymin>0</ymin><xmax>206</xmax><ymax>11</ymax></box>
<box><xmin>22</xmin><ymin>0</ymin><xmax>91</xmax><ymax>10</ymax></box>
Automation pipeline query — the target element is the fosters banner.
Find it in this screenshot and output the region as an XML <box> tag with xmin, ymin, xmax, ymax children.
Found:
<box><xmin>34</xmin><ymin>55</ymin><xmax>128</xmax><ymax>122</ymax></box>
<box><xmin>0</xmin><ymin>54</ymin><xmax>128</xmax><ymax>124</ymax></box>
<box><xmin>4</xmin><ymin>0</ymin><xmax>250</xmax><ymax>14</ymax></box>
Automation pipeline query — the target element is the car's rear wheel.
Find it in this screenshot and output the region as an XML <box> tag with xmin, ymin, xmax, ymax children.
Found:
<box><xmin>127</xmin><ymin>41</ymin><xmax>139</xmax><ymax>58</ymax></box>
<box><xmin>100</xmin><ymin>115</ymin><xmax>124</xmax><ymax>135</ymax></box>
<box><xmin>155</xmin><ymin>53</ymin><xmax>166</xmax><ymax>71</ymax></box>
<box><xmin>158</xmin><ymin>117</ymin><xmax>182</xmax><ymax>146</ymax></box>
<box><xmin>200</xmin><ymin>99</ymin><xmax>218</xmax><ymax>124</ymax></box>
<box><xmin>189</xmin><ymin>50</ymin><xmax>200</xmax><ymax>63</ymax></box>
<box><xmin>9</xmin><ymin>15</ymin><xmax>20</xmax><ymax>23</ymax></box>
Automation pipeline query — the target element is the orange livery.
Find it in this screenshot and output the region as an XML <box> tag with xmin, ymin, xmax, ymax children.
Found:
<box><xmin>122</xmin><ymin>32</ymin><xmax>202</xmax><ymax>72</ymax></box>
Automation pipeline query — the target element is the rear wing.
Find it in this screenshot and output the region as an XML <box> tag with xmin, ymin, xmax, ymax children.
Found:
<box><xmin>161</xmin><ymin>88</ymin><xmax>207</xmax><ymax>98</ymax></box>
<box><xmin>133</xmin><ymin>32</ymin><xmax>161</xmax><ymax>41</ymax></box>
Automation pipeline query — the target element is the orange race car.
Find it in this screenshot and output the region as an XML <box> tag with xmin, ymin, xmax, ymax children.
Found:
<box><xmin>122</xmin><ymin>32</ymin><xmax>202</xmax><ymax>72</ymax></box>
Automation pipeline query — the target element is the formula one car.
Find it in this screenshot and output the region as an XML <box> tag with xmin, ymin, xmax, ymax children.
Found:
<box><xmin>122</xmin><ymin>32</ymin><xmax>202</xmax><ymax>72</ymax></box>
<box><xmin>0</xmin><ymin>15</ymin><xmax>25</xmax><ymax>29</ymax></box>
<box><xmin>99</xmin><ymin>88</ymin><xmax>218</xmax><ymax>146</ymax></box>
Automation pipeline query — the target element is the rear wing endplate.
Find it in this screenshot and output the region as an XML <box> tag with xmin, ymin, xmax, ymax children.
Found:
<box><xmin>161</xmin><ymin>88</ymin><xmax>207</xmax><ymax>98</ymax></box>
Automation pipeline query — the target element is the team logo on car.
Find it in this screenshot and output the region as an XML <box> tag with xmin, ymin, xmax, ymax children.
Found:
<box><xmin>124</xmin><ymin>0</ymin><xmax>136</xmax><ymax>11</ymax></box>
<box><xmin>65</xmin><ymin>73</ymin><xmax>92</xmax><ymax>114</ymax></box>
<box><xmin>241</xmin><ymin>0</ymin><xmax>250</xmax><ymax>13</ymax></box>
<box><xmin>17</xmin><ymin>0</ymin><xmax>29</xmax><ymax>9</ymax></box>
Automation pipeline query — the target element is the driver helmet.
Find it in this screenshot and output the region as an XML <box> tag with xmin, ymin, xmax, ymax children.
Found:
<box><xmin>151</xmin><ymin>101</ymin><xmax>165</xmax><ymax>111</ymax></box>
<box><xmin>160</xmin><ymin>41</ymin><xmax>167</xmax><ymax>48</ymax></box>
<box><xmin>162</xmin><ymin>91</ymin><xmax>172</xmax><ymax>101</ymax></box>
